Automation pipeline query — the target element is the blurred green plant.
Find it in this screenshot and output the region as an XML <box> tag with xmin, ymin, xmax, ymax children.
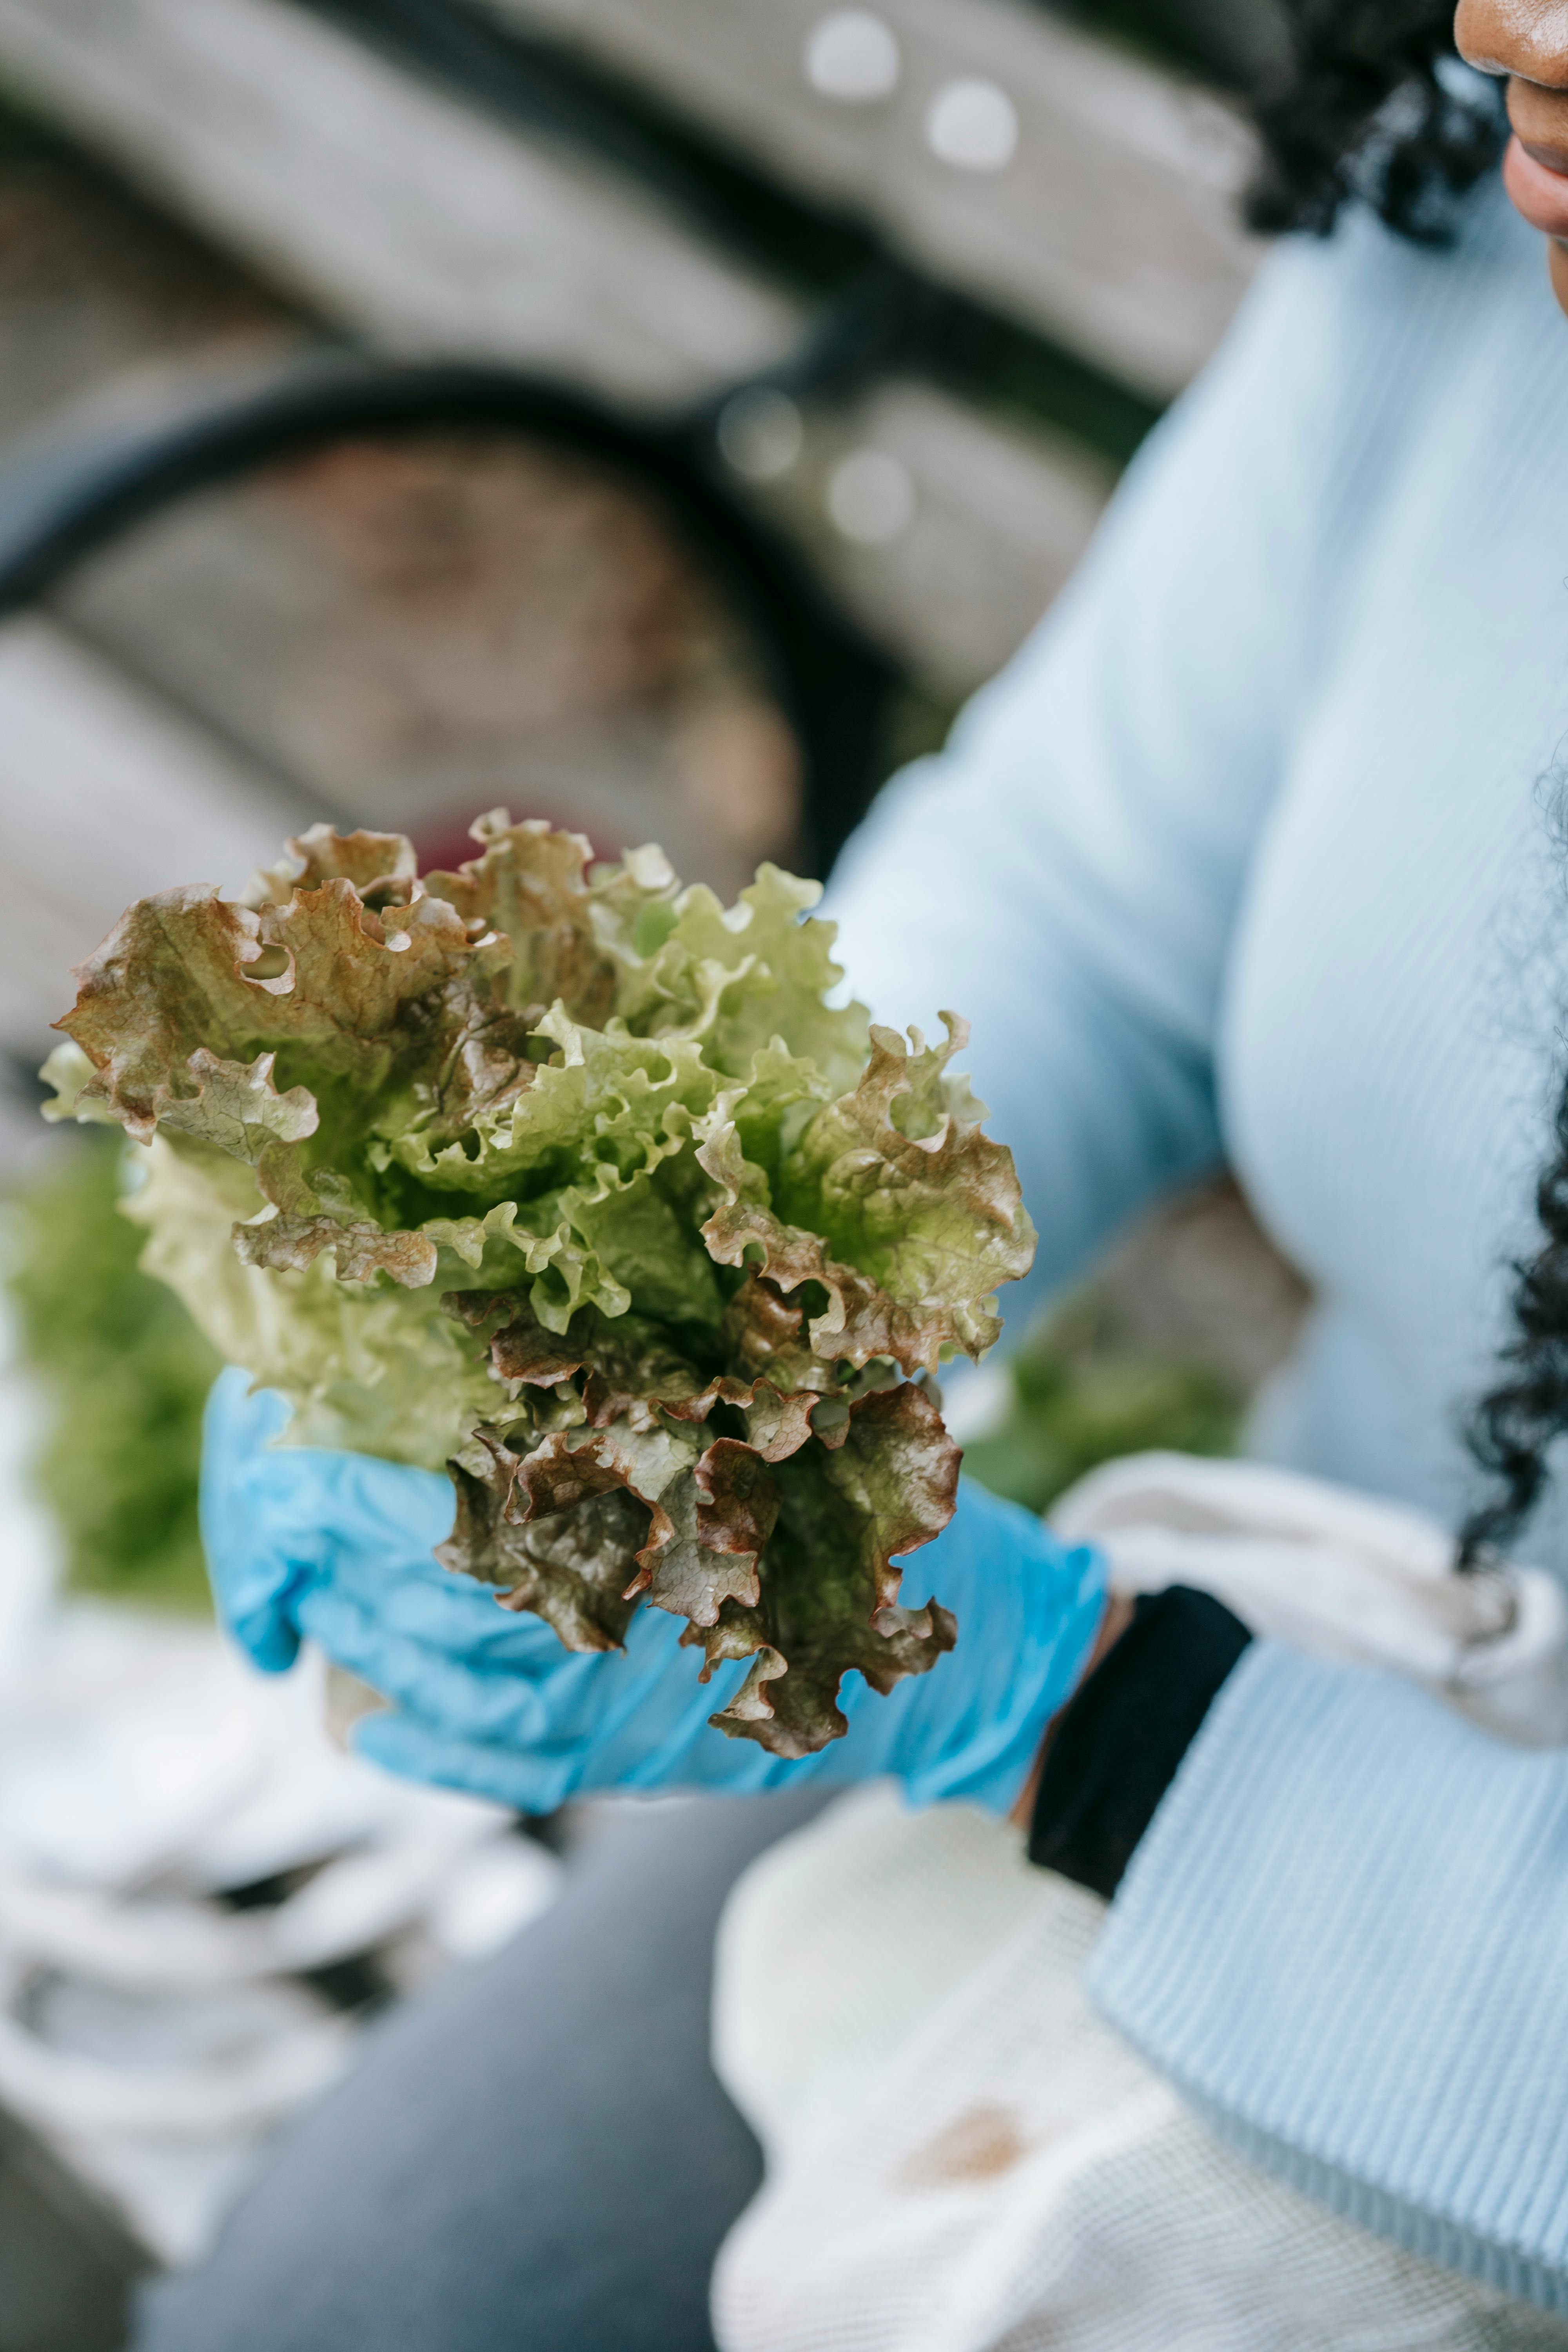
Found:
<box><xmin>958</xmin><ymin>1292</ymin><xmax>1239</xmax><ymax>1518</ymax></box>
<box><xmin>4</xmin><ymin>1133</ymin><xmax>218</xmax><ymax>1609</ymax></box>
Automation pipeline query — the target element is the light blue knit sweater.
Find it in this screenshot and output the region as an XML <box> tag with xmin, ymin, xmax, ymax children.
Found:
<box><xmin>825</xmin><ymin>172</ymin><xmax>1568</xmax><ymax>2305</ymax></box>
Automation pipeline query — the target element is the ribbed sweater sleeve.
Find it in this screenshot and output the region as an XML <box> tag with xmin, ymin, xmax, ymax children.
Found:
<box><xmin>820</xmin><ymin>213</ymin><xmax>1394</xmax><ymax>1328</ymax></box>
<box><xmin>1086</xmin><ymin>1644</ymin><xmax>1568</xmax><ymax>2312</ymax></box>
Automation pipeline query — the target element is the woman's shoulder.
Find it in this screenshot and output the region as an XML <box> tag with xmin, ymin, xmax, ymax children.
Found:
<box><xmin>1241</xmin><ymin>168</ymin><xmax>1543</xmax><ymax>394</ymax></box>
<box><xmin>1180</xmin><ymin>167</ymin><xmax>1553</xmax><ymax>529</ymax></box>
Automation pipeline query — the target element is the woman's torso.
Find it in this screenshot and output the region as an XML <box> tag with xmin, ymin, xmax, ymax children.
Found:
<box><xmin>1220</xmin><ymin>183</ymin><xmax>1568</xmax><ymax>1552</ymax></box>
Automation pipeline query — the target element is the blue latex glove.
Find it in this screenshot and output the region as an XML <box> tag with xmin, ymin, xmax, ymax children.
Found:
<box><xmin>202</xmin><ymin>1367</ymin><xmax>1107</xmax><ymax>1817</ymax></box>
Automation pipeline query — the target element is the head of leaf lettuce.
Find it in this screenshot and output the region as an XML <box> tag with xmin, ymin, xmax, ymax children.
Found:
<box><xmin>43</xmin><ymin>816</ymin><xmax>1035</xmax><ymax>1758</ymax></box>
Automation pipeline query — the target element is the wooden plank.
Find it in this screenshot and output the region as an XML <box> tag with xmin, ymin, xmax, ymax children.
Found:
<box><xmin>749</xmin><ymin>377</ymin><xmax>1112</xmax><ymax>686</ymax></box>
<box><xmin>482</xmin><ymin>0</ymin><xmax>1263</xmax><ymax>394</ymax></box>
<box><xmin>0</xmin><ymin>0</ymin><xmax>803</xmax><ymax>408</ymax></box>
<box><xmin>0</xmin><ymin>0</ymin><xmax>1115</xmax><ymax>693</ymax></box>
<box><xmin>0</xmin><ymin>617</ymin><xmax>296</xmax><ymax>1054</ymax></box>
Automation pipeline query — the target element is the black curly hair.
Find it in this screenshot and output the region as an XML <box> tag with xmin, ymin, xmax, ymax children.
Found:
<box><xmin>1462</xmin><ymin>1102</ymin><xmax>1568</xmax><ymax>1563</ymax></box>
<box><xmin>1245</xmin><ymin>0</ymin><xmax>1506</xmax><ymax>240</ymax></box>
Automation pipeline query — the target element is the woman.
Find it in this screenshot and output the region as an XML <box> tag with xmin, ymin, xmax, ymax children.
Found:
<box><xmin>138</xmin><ymin>2</ymin><xmax>1568</xmax><ymax>2343</ymax></box>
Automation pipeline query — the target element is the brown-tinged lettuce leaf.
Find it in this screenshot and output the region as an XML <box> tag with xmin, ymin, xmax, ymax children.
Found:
<box><xmin>244</xmin><ymin>824</ymin><xmax>420</xmax><ymax>909</ymax></box>
<box><xmin>439</xmin><ymin>1426</ymin><xmax>649</xmax><ymax>1653</ymax></box>
<box><xmin>61</xmin><ymin>877</ymin><xmax>471</xmax><ymax>1140</ymax></box>
<box><xmin>56</xmin><ymin>873</ymin><xmax>488</xmax><ymax>1285</ymax></box>
<box><xmin>691</xmin><ymin>1383</ymin><xmax>962</xmax><ymax>1755</ymax></box>
<box><xmin>47</xmin><ymin>814</ymin><xmax>1032</xmax><ymax>1754</ymax></box>
<box><xmin>422</xmin><ymin>811</ymin><xmax>621</xmax><ymax>1027</ymax></box>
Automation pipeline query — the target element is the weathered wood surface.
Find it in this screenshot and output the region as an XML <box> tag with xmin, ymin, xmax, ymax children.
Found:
<box><xmin>763</xmin><ymin>377</ymin><xmax>1113</xmax><ymax>687</ymax></box>
<box><xmin>486</xmin><ymin>0</ymin><xmax>1264</xmax><ymax>394</ymax></box>
<box><xmin>0</xmin><ymin>0</ymin><xmax>802</xmax><ymax>407</ymax></box>
<box><xmin>0</xmin><ymin>0</ymin><xmax>1112</xmax><ymax>687</ymax></box>
<box><xmin>0</xmin><ymin>617</ymin><xmax>289</xmax><ymax>1051</ymax></box>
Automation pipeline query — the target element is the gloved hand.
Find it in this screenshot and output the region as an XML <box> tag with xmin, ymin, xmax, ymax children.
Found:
<box><xmin>201</xmin><ymin>1368</ymin><xmax>1107</xmax><ymax>1817</ymax></box>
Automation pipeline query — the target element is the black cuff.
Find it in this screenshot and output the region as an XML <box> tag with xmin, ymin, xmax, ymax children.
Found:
<box><xmin>1028</xmin><ymin>1585</ymin><xmax>1252</xmax><ymax>1899</ymax></box>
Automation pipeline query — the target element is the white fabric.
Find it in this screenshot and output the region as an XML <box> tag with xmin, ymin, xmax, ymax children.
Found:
<box><xmin>1054</xmin><ymin>1451</ymin><xmax>1568</xmax><ymax>1744</ymax></box>
<box><xmin>710</xmin><ymin>1456</ymin><xmax>1568</xmax><ymax>2350</ymax></box>
<box><xmin>711</xmin><ymin>1791</ymin><xmax>1564</xmax><ymax>2352</ymax></box>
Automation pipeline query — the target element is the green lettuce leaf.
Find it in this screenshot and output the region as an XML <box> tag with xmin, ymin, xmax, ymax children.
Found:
<box><xmin>697</xmin><ymin>1016</ymin><xmax>1036</xmax><ymax>1376</ymax></box>
<box><xmin>46</xmin><ymin>815</ymin><xmax>1034</xmax><ymax>1754</ymax></box>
